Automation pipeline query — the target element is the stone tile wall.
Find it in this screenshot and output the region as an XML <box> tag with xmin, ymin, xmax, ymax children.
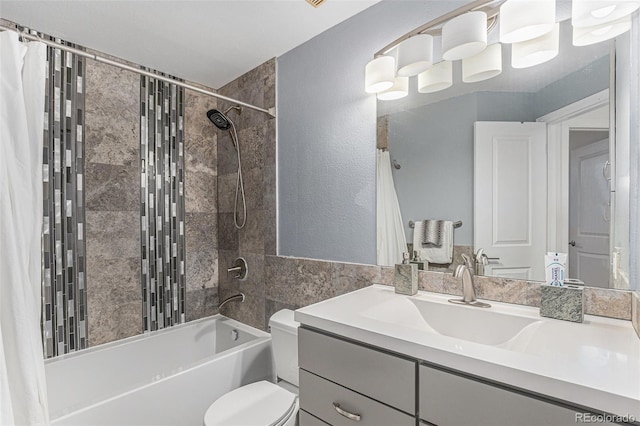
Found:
<box><xmin>184</xmin><ymin>88</ymin><xmax>220</xmax><ymax>321</ymax></box>
<box><xmin>84</xmin><ymin>59</ymin><xmax>142</xmax><ymax>346</ymax></box>
<box><xmin>84</xmin><ymin>58</ymin><xmax>219</xmax><ymax>345</ymax></box>
<box><xmin>216</xmin><ymin>59</ymin><xmax>277</xmax><ymax>330</ymax></box>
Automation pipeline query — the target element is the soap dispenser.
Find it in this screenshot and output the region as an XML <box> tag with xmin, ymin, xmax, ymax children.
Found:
<box><xmin>395</xmin><ymin>252</ymin><xmax>418</xmax><ymax>295</ymax></box>
<box><xmin>410</xmin><ymin>250</ymin><xmax>426</xmax><ymax>271</ymax></box>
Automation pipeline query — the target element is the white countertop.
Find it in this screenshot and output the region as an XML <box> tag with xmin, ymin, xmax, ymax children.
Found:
<box><xmin>295</xmin><ymin>285</ymin><xmax>640</xmax><ymax>419</ymax></box>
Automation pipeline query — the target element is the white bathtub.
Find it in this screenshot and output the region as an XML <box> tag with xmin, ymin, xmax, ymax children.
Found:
<box><xmin>45</xmin><ymin>315</ymin><xmax>273</xmax><ymax>426</ymax></box>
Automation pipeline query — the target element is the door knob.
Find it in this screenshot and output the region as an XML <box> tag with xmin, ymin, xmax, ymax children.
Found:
<box><xmin>569</xmin><ymin>240</ymin><xmax>576</xmax><ymax>247</ymax></box>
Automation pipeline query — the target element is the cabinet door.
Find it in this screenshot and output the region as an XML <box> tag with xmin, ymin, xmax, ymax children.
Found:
<box><xmin>419</xmin><ymin>365</ymin><xmax>615</xmax><ymax>426</ymax></box>
<box><xmin>298</xmin><ymin>327</ymin><xmax>416</xmax><ymax>414</ymax></box>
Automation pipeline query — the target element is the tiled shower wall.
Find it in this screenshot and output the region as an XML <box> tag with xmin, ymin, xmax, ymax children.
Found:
<box><xmin>216</xmin><ymin>59</ymin><xmax>277</xmax><ymax>330</ymax></box>
<box><xmin>183</xmin><ymin>86</ymin><xmax>220</xmax><ymax>321</ymax></box>
<box><xmin>84</xmin><ymin>59</ymin><xmax>142</xmax><ymax>345</ymax></box>
<box><xmin>83</xmin><ymin>56</ymin><xmax>219</xmax><ymax>346</ymax></box>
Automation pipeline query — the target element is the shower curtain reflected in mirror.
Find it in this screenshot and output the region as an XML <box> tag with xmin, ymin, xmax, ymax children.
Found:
<box><xmin>376</xmin><ymin>149</ymin><xmax>407</xmax><ymax>267</ymax></box>
<box><xmin>0</xmin><ymin>31</ymin><xmax>50</xmax><ymax>424</ymax></box>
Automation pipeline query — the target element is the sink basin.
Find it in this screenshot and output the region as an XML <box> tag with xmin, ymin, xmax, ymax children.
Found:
<box><xmin>407</xmin><ymin>298</ymin><xmax>542</xmax><ymax>346</ymax></box>
<box><xmin>359</xmin><ymin>292</ymin><xmax>542</xmax><ymax>346</ymax></box>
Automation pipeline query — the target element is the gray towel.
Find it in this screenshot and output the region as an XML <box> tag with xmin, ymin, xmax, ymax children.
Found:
<box><xmin>422</xmin><ymin>219</ymin><xmax>444</xmax><ymax>247</ymax></box>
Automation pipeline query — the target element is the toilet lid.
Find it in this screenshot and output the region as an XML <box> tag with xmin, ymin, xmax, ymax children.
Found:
<box><xmin>204</xmin><ymin>381</ymin><xmax>297</xmax><ymax>426</ymax></box>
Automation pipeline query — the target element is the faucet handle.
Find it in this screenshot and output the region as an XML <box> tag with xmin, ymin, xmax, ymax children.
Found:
<box><xmin>227</xmin><ymin>257</ymin><xmax>248</xmax><ymax>280</ymax></box>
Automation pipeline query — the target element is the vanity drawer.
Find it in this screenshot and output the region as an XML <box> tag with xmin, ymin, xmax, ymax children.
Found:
<box><xmin>419</xmin><ymin>365</ymin><xmax>616</xmax><ymax>426</ymax></box>
<box><xmin>298</xmin><ymin>327</ymin><xmax>416</xmax><ymax>414</ymax></box>
<box><xmin>300</xmin><ymin>369</ymin><xmax>415</xmax><ymax>426</ymax></box>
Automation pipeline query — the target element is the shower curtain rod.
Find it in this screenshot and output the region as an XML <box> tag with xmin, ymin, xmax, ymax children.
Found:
<box><xmin>0</xmin><ymin>24</ymin><xmax>276</xmax><ymax>118</ymax></box>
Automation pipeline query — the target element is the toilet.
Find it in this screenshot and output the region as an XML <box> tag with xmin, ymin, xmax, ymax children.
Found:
<box><xmin>204</xmin><ymin>310</ymin><xmax>300</xmax><ymax>426</ymax></box>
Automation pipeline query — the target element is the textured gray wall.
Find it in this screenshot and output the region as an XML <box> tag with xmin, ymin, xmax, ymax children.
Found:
<box><xmin>534</xmin><ymin>55</ymin><xmax>610</xmax><ymax>118</ymax></box>
<box><xmin>277</xmin><ymin>0</ymin><xmax>465</xmax><ymax>264</ymax></box>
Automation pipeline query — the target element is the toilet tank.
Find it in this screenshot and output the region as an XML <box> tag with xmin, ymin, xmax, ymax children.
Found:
<box><xmin>268</xmin><ymin>309</ymin><xmax>300</xmax><ymax>387</ymax></box>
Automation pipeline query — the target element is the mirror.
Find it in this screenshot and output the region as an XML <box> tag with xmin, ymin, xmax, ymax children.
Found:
<box><xmin>377</xmin><ymin>19</ymin><xmax>629</xmax><ymax>289</ymax></box>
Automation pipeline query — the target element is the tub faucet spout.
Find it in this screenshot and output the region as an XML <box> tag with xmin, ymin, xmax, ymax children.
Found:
<box><xmin>218</xmin><ymin>293</ymin><xmax>245</xmax><ymax>310</ymax></box>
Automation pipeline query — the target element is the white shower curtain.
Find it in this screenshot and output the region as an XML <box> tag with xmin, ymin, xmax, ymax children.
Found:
<box><xmin>376</xmin><ymin>149</ymin><xmax>407</xmax><ymax>267</ymax></box>
<box><xmin>0</xmin><ymin>31</ymin><xmax>49</xmax><ymax>425</ymax></box>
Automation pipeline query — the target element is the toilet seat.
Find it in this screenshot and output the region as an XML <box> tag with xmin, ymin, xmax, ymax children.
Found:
<box><xmin>204</xmin><ymin>381</ymin><xmax>298</xmax><ymax>426</ymax></box>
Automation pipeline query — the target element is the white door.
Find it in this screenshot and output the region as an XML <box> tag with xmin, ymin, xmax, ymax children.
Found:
<box><xmin>474</xmin><ymin>122</ymin><xmax>547</xmax><ymax>280</ymax></box>
<box><xmin>569</xmin><ymin>138</ymin><xmax>610</xmax><ymax>287</ymax></box>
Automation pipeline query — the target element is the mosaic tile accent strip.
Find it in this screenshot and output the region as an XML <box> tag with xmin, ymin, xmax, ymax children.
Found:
<box><xmin>41</xmin><ymin>39</ymin><xmax>88</xmax><ymax>358</ymax></box>
<box><xmin>140</xmin><ymin>75</ymin><xmax>186</xmax><ymax>331</ymax></box>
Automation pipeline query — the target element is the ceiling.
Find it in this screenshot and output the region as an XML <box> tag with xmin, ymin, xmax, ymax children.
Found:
<box><xmin>0</xmin><ymin>0</ymin><xmax>380</xmax><ymax>89</ymax></box>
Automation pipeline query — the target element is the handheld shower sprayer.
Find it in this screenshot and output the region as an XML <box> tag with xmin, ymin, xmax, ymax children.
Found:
<box><xmin>206</xmin><ymin>106</ymin><xmax>247</xmax><ymax>229</ymax></box>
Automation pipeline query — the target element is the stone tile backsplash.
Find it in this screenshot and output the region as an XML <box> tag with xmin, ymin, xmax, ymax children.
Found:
<box><xmin>257</xmin><ymin>256</ymin><xmax>635</xmax><ymax>330</ymax></box>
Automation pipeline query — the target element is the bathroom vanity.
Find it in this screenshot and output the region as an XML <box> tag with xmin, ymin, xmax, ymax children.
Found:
<box><xmin>295</xmin><ymin>285</ymin><xmax>640</xmax><ymax>426</ymax></box>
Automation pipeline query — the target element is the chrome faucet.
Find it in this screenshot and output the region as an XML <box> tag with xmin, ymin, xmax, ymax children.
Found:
<box><xmin>449</xmin><ymin>255</ymin><xmax>491</xmax><ymax>308</ymax></box>
<box><xmin>227</xmin><ymin>257</ymin><xmax>248</xmax><ymax>280</ymax></box>
<box><xmin>218</xmin><ymin>293</ymin><xmax>245</xmax><ymax>310</ymax></box>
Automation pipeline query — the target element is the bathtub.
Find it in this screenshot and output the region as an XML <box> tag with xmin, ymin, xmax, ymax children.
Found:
<box><xmin>45</xmin><ymin>315</ymin><xmax>273</xmax><ymax>426</ymax></box>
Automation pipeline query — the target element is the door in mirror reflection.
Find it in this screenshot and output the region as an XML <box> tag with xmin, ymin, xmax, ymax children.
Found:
<box><xmin>474</xmin><ymin>121</ymin><xmax>547</xmax><ymax>281</ymax></box>
<box><xmin>569</xmin><ymin>131</ymin><xmax>610</xmax><ymax>287</ymax></box>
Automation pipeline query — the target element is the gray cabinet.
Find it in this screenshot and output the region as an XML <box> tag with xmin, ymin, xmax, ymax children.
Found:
<box><xmin>419</xmin><ymin>364</ymin><xmax>615</xmax><ymax>426</ymax></box>
<box><xmin>298</xmin><ymin>327</ymin><xmax>620</xmax><ymax>426</ymax></box>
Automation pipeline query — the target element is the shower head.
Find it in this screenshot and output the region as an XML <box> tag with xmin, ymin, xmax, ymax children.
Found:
<box><xmin>207</xmin><ymin>109</ymin><xmax>232</xmax><ymax>131</ymax></box>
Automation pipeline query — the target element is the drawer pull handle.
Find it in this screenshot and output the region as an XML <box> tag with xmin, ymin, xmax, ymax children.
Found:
<box><xmin>333</xmin><ymin>403</ymin><xmax>361</xmax><ymax>421</ymax></box>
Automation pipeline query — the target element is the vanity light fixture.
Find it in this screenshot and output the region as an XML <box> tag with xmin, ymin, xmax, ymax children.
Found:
<box><xmin>572</xmin><ymin>0</ymin><xmax>639</xmax><ymax>28</ymax></box>
<box><xmin>573</xmin><ymin>15</ymin><xmax>632</xmax><ymax>45</ymax></box>
<box><xmin>368</xmin><ymin>0</ymin><xmax>635</xmax><ymax>100</ymax></box>
<box><xmin>377</xmin><ymin>77</ymin><xmax>410</xmax><ymax>100</ymax></box>
<box><xmin>418</xmin><ymin>61</ymin><xmax>453</xmax><ymax>93</ymax></box>
<box><xmin>396</xmin><ymin>34</ymin><xmax>434</xmax><ymax>77</ymax></box>
<box><xmin>499</xmin><ymin>0</ymin><xmax>557</xmax><ymax>43</ymax></box>
<box><xmin>365</xmin><ymin>55</ymin><xmax>395</xmax><ymax>93</ymax></box>
<box><xmin>462</xmin><ymin>43</ymin><xmax>503</xmax><ymax>83</ymax></box>
<box><xmin>511</xmin><ymin>23</ymin><xmax>560</xmax><ymax>68</ymax></box>
<box><xmin>442</xmin><ymin>11</ymin><xmax>488</xmax><ymax>60</ymax></box>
